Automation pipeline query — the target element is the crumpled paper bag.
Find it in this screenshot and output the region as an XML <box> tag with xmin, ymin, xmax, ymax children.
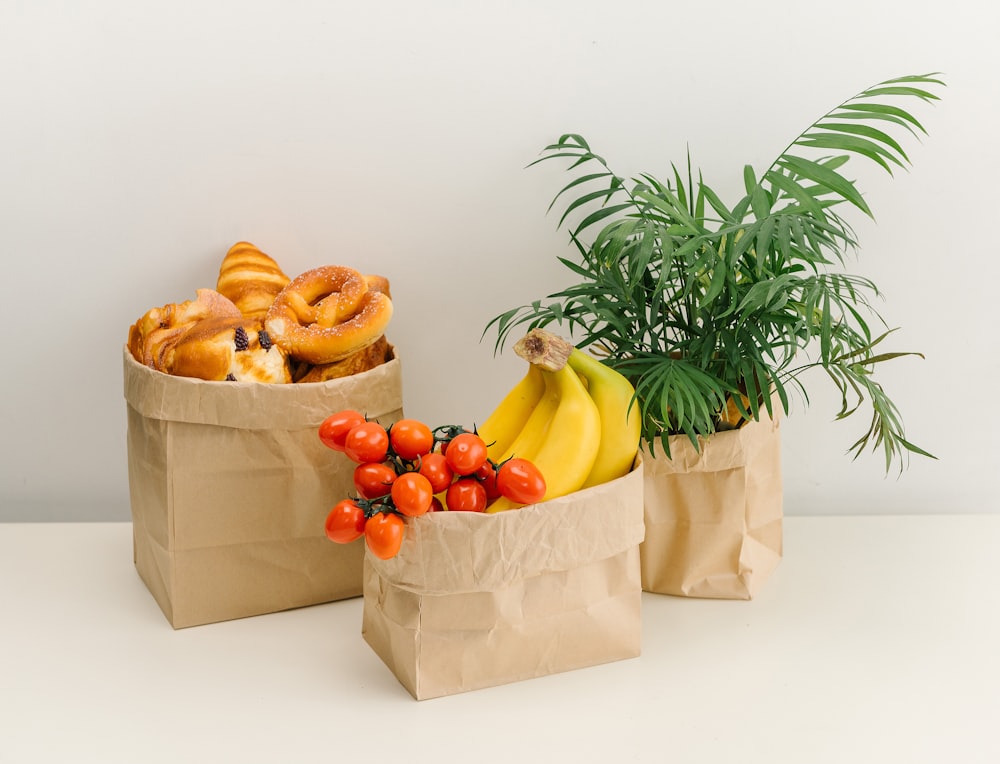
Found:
<box><xmin>361</xmin><ymin>460</ymin><xmax>645</xmax><ymax>700</ymax></box>
<box><xmin>123</xmin><ymin>346</ymin><xmax>403</xmax><ymax>628</ymax></box>
<box><xmin>640</xmin><ymin>411</ymin><xmax>782</xmax><ymax>599</ymax></box>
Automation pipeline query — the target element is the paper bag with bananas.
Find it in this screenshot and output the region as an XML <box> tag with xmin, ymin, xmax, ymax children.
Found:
<box><xmin>358</xmin><ymin>330</ymin><xmax>645</xmax><ymax>699</ymax></box>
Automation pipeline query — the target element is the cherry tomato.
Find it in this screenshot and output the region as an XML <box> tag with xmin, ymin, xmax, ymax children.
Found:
<box><xmin>391</xmin><ymin>472</ymin><xmax>433</xmax><ymax>517</ymax></box>
<box><xmin>497</xmin><ymin>458</ymin><xmax>547</xmax><ymax>504</ymax></box>
<box><xmin>353</xmin><ymin>462</ymin><xmax>397</xmax><ymax>499</ymax></box>
<box><xmin>343</xmin><ymin>421</ymin><xmax>390</xmax><ymax>464</ymax></box>
<box><xmin>428</xmin><ymin>496</ymin><xmax>444</xmax><ymax>512</ymax></box>
<box><xmin>436</xmin><ymin>425</ymin><xmax>468</xmax><ymax>456</ymax></box>
<box><xmin>389</xmin><ymin>419</ymin><xmax>434</xmax><ymax>461</ymax></box>
<box><xmin>365</xmin><ymin>512</ymin><xmax>405</xmax><ymax>560</ymax></box>
<box><xmin>475</xmin><ymin>460</ymin><xmax>502</xmax><ymax>501</ymax></box>
<box><xmin>444</xmin><ymin>432</ymin><xmax>489</xmax><ymax>476</ymax></box>
<box><xmin>418</xmin><ymin>452</ymin><xmax>454</xmax><ymax>493</ymax></box>
<box><xmin>324</xmin><ymin>499</ymin><xmax>366</xmax><ymax>544</ymax></box>
<box><xmin>318</xmin><ymin>409</ymin><xmax>366</xmax><ymax>452</ymax></box>
<box><xmin>446</xmin><ymin>478</ymin><xmax>488</xmax><ymax>512</ymax></box>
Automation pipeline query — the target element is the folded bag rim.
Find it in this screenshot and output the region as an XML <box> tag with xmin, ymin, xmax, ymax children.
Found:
<box><xmin>366</xmin><ymin>458</ymin><xmax>646</xmax><ymax>596</ymax></box>
<box><xmin>122</xmin><ymin>344</ymin><xmax>402</xmax><ymax>430</ymax></box>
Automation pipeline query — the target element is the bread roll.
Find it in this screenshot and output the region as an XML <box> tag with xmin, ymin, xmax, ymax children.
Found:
<box><xmin>294</xmin><ymin>335</ymin><xmax>391</xmax><ymax>383</ymax></box>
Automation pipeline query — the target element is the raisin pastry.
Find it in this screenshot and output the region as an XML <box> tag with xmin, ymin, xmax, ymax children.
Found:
<box><xmin>164</xmin><ymin>316</ymin><xmax>291</xmax><ymax>384</ymax></box>
<box><xmin>127</xmin><ymin>289</ymin><xmax>292</xmax><ymax>383</ymax></box>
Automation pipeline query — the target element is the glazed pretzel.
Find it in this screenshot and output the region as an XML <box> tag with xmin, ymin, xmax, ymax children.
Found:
<box><xmin>264</xmin><ymin>266</ymin><xmax>392</xmax><ymax>364</ymax></box>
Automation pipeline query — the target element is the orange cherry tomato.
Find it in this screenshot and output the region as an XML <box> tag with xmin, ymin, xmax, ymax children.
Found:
<box><xmin>444</xmin><ymin>433</ymin><xmax>489</xmax><ymax>476</ymax></box>
<box><xmin>475</xmin><ymin>460</ymin><xmax>502</xmax><ymax>501</ymax></box>
<box><xmin>496</xmin><ymin>458</ymin><xmax>547</xmax><ymax>504</ymax></box>
<box><xmin>418</xmin><ymin>452</ymin><xmax>454</xmax><ymax>494</ymax></box>
<box><xmin>435</xmin><ymin>425</ymin><xmax>469</xmax><ymax>456</ymax></box>
<box><xmin>446</xmin><ymin>477</ymin><xmax>487</xmax><ymax>512</ymax></box>
<box><xmin>389</xmin><ymin>419</ymin><xmax>434</xmax><ymax>461</ymax></box>
<box><xmin>365</xmin><ymin>512</ymin><xmax>405</xmax><ymax>559</ymax></box>
<box><xmin>353</xmin><ymin>462</ymin><xmax>397</xmax><ymax>499</ymax></box>
<box><xmin>318</xmin><ymin>409</ymin><xmax>366</xmax><ymax>452</ymax></box>
<box><xmin>391</xmin><ymin>472</ymin><xmax>433</xmax><ymax>517</ymax></box>
<box><xmin>343</xmin><ymin>421</ymin><xmax>390</xmax><ymax>464</ymax></box>
<box><xmin>324</xmin><ymin>499</ymin><xmax>367</xmax><ymax>544</ymax></box>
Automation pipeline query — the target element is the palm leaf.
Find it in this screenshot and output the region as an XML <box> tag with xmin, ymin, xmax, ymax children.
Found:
<box><xmin>488</xmin><ymin>73</ymin><xmax>943</xmax><ymax>472</ymax></box>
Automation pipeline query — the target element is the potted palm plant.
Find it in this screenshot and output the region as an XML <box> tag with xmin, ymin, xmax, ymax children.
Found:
<box><xmin>487</xmin><ymin>73</ymin><xmax>944</xmax><ymax>598</ymax></box>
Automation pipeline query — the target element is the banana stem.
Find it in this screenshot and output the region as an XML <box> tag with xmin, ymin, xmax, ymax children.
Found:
<box><xmin>513</xmin><ymin>329</ymin><xmax>574</xmax><ymax>371</ymax></box>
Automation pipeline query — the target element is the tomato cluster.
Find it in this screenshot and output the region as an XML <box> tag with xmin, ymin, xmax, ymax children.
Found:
<box><xmin>318</xmin><ymin>410</ymin><xmax>546</xmax><ymax>559</ymax></box>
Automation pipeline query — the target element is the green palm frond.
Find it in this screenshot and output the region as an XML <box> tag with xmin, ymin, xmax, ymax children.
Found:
<box><xmin>485</xmin><ymin>73</ymin><xmax>944</xmax><ymax>470</ymax></box>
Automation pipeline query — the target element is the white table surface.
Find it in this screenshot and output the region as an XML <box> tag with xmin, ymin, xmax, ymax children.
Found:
<box><xmin>1</xmin><ymin>515</ymin><xmax>997</xmax><ymax>764</ymax></box>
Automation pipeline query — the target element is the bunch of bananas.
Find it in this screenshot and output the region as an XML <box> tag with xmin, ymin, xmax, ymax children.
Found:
<box><xmin>478</xmin><ymin>330</ymin><xmax>641</xmax><ymax>513</ymax></box>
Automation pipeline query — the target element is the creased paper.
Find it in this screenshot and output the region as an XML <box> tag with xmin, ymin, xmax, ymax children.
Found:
<box><xmin>124</xmin><ymin>346</ymin><xmax>404</xmax><ymax>628</ymax></box>
<box><xmin>362</xmin><ymin>461</ymin><xmax>645</xmax><ymax>700</ymax></box>
<box><xmin>639</xmin><ymin>410</ymin><xmax>783</xmax><ymax>600</ymax></box>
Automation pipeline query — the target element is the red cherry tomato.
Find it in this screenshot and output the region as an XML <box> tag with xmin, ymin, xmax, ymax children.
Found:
<box><xmin>324</xmin><ymin>499</ymin><xmax>367</xmax><ymax>544</ymax></box>
<box><xmin>428</xmin><ymin>496</ymin><xmax>444</xmax><ymax>512</ymax></box>
<box><xmin>418</xmin><ymin>452</ymin><xmax>454</xmax><ymax>494</ymax></box>
<box><xmin>496</xmin><ymin>458</ymin><xmax>547</xmax><ymax>504</ymax></box>
<box><xmin>343</xmin><ymin>421</ymin><xmax>390</xmax><ymax>464</ymax></box>
<box><xmin>444</xmin><ymin>433</ymin><xmax>489</xmax><ymax>476</ymax></box>
<box><xmin>318</xmin><ymin>410</ymin><xmax>366</xmax><ymax>452</ymax></box>
<box><xmin>365</xmin><ymin>512</ymin><xmax>405</xmax><ymax>560</ymax></box>
<box><xmin>475</xmin><ymin>460</ymin><xmax>502</xmax><ymax>501</ymax></box>
<box><xmin>391</xmin><ymin>472</ymin><xmax>434</xmax><ymax>517</ymax></box>
<box><xmin>446</xmin><ymin>478</ymin><xmax>488</xmax><ymax>512</ymax></box>
<box><xmin>389</xmin><ymin>419</ymin><xmax>434</xmax><ymax>461</ymax></box>
<box><xmin>353</xmin><ymin>462</ymin><xmax>397</xmax><ymax>499</ymax></box>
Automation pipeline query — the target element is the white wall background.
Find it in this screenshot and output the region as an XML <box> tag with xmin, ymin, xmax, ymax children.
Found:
<box><xmin>1</xmin><ymin>0</ymin><xmax>996</xmax><ymax>521</ymax></box>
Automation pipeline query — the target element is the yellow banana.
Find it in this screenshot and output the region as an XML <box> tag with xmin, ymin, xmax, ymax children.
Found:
<box><xmin>483</xmin><ymin>371</ymin><xmax>561</xmax><ymax>514</ymax></box>
<box><xmin>478</xmin><ymin>363</ymin><xmax>546</xmax><ymax>461</ymax></box>
<box><xmin>485</xmin><ymin>495</ymin><xmax>521</xmax><ymax>514</ymax></box>
<box><xmin>488</xmin><ymin>364</ymin><xmax>601</xmax><ymax>513</ymax></box>
<box><xmin>528</xmin><ymin>364</ymin><xmax>602</xmax><ymax>500</ymax></box>
<box><xmin>567</xmin><ymin>349</ymin><xmax>642</xmax><ymax>488</ymax></box>
<box><xmin>491</xmin><ymin>370</ymin><xmax>560</xmax><ymax>464</ymax></box>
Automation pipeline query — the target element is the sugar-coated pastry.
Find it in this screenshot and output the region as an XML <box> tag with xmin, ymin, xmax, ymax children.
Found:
<box><xmin>264</xmin><ymin>266</ymin><xmax>393</xmax><ymax>365</ymax></box>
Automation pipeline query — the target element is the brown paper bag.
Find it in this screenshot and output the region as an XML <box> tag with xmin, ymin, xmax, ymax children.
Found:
<box><xmin>639</xmin><ymin>410</ymin><xmax>782</xmax><ymax>599</ymax></box>
<box><xmin>361</xmin><ymin>461</ymin><xmax>645</xmax><ymax>700</ymax></box>
<box><xmin>123</xmin><ymin>346</ymin><xmax>404</xmax><ymax>628</ymax></box>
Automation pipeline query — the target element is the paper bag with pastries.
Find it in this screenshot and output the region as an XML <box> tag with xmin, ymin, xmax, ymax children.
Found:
<box><xmin>123</xmin><ymin>344</ymin><xmax>403</xmax><ymax>628</ymax></box>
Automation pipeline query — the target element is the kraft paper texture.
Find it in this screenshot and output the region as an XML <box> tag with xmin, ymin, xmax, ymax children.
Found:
<box><xmin>123</xmin><ymin>346</ymin><xmax>404</xmax><ymax>628</ymax></box>
<box><xmin>362</xmin><ymin>461</ymin><xmax>646</xmax><ymax>700</ymax></box>
<box><xmin>639</xmin><ymin>411</ymin><xmax>782</xmax><ymax>600</ymax></box>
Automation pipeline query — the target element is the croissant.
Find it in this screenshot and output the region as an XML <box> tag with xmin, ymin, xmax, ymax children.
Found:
<box><xmin>216</xmin><ymin>241</ymin><xmax>291</xmax><ymax>320</ymax></box>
